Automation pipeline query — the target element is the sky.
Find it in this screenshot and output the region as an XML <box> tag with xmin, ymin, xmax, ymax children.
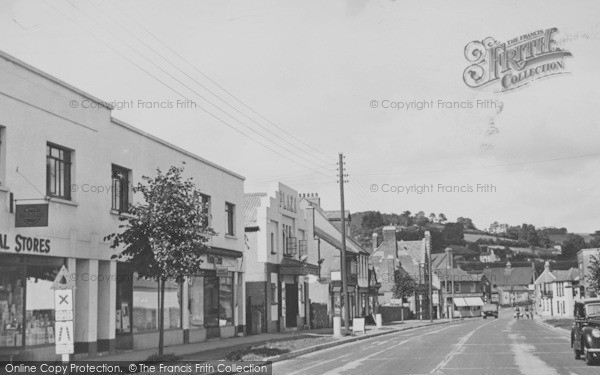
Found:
<box><xmin>1</xmin><ymin>0</ymin><xmax>599</xmax><ymax>233</ymax></box>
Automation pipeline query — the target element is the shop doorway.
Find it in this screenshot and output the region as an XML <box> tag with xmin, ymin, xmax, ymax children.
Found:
<box><xmin>285</xmin><ymin>284</ymin><xmax>298</xmax><ymax>328</ymax></box>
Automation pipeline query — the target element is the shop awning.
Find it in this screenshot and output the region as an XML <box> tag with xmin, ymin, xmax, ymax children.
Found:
<box><xmin>453</xmin><ymin>298</ymin><xmax>468</xmax><ymax>307</ymax></box>
<box><xmin>464</xmin><ymin>297</ymin><xmax>485</xmax><ymax>307</ymax></box>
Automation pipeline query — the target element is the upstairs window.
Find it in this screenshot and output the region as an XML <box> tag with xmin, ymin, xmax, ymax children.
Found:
<box><xmin>225</xmin><ymin>202</ymin><xmax>235</xmax><ymax>236</ymax></box>
<box><xmin>200</xmin><ymin>194</ymin><xmax>211</xmax><ymax>228</ymax></box>
<box><xmin>46</xmin><ymin>143</ymin><xmax>72</xmax><ymax>200</ymax></box>
<box><xmin>112</xmin><ymin>164</ymin><xmax>131</xmax><ymax>212</ymax></box>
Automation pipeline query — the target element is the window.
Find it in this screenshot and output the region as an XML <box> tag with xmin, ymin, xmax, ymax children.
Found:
<box><xmin>132</xmin><ymin>276</ymin><xmax>181</xmax><ymax>332</ymax></box>
<box><xmin>225</xmin><ymin>202</ymin><xmax>235</xmax><ymax>236</ymax></box>
<box><xmin>46</xmin><ymin>143</ymin><xmax>72</xmax><ymax>200</ymax></box>
<box><xmin>454</xmin><ymin>282</ymin><xmax>461</xmax><ymax>293</ymax></box>
<box><xmin>200</xmin><ymin>194</ymin><xmax>211</xmax><ymax>228</ymax></box>
<box><xmin>218</xmin><ymin>274</ymin><xmax>233</xmax><ymax>326</ymax></box>
<box><xmin>270</xmin><ymin>233</ymin><xmax>276</xmax><ymax>254</ymax></box>
<box><xmin>111</xmin><ymin>165</ymin><xmax>130</xmax><ymax>212</ymax></box>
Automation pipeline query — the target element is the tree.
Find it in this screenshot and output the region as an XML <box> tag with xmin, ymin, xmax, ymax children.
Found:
<box><xmin>393</xmin><ymin>270</ymin><xmax>417</xmax><ymax>321</ymax></box>
<box><xmin>587</xmin><ymin>252</ymin><xmax>600</xmax><ymax>297</ymax></box>
<box><xmin>561</xmin><ymin>234</ymin><xmax>586</xmax><ymax>259</ymax></box>
<box><xmin>457</xmin><ymin>217</ymin><xmax>477</xmax><ymax>230</ymax></box>
<box><xmin>105</xmin><ymin>164</ymin><xmax>213</xmax><ymax>355</ymax></box>
<box><xmin>438</xmin><ymin>213</ymin><xmax>448</xmax><ymax>224</ymax></box>
<box><xmin>361</xmin><ymin>211</ymin><xmax>384</xmax><ymax>230</ymax></box>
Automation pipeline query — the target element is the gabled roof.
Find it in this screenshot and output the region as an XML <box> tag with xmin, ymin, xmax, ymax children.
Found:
<box><xmin>398</xmin><ymin>240</ymin><xmax>425</xmax><ymax>264</ymax></box>
<box><xmin>536</xmin><ymin>267</ymin><xmax>579</xmax><ymax>284</ymax></box>
<box><xmin>483</xmin><ymin>266</ymin><xmax>534</xmax><ymax>286</ymax></box>
<box><xmin>243</xmin><ymin>193</ymin><xmax>267</xmax><ymax>227</ymax></box>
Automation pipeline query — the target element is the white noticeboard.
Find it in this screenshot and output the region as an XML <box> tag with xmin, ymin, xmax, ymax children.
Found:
<box><xmin>352</xmin><ymin>318</ymin><xmax>366</xmax><ymax>334</ymax></box>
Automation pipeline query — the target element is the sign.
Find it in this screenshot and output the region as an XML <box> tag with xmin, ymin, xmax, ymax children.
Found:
<box><xmin>352</xmin><ymin>318</ymin><xmax>366</xmax><ymax>334</ymax></box>
<box><xmin>16</xmin><ymin>204</ymin><xmax>49</xmax><ymax>227</ymax></box>
<box><xmin>0</xmin><ymin>233</ymin><xmax>51</xmax><ymax>254</ymax></box>
<box><xmin>463</xmin><ymin>27</ymin><xmax>572</xmax><ymax>92</ymax></box>
<box><xmin>53</xmin><ymin>266</ymin><xmax>75</xmax><ymax>357</ymax></box>
<box><xmin>51</xmin><ymin>266</ymin><xmax>76</xmax><ymax>290</ymax></box>
<box><xmin>216</xmin><ymin>267</ymin><xmax>229</xmax><ymax>278</ymax></box>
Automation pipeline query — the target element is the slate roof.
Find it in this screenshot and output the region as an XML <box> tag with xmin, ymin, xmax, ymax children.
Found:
<box><xmin>483</xmin><ymin>265</ymin><xmax>535</xmax><ymax>287</ymax></box>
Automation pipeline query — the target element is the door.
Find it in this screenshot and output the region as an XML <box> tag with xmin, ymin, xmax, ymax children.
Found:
<box><xmin>285</xmin><ymin>283</ymin><xmax>298</xmax><ymax>328</ymax></box>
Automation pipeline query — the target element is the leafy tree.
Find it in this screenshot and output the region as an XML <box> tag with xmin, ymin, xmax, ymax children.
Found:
<box><xmin>441</xmin><ymin>223</ymin><xmax>465</xmax><ymax>245</ymax></box>
<box><xmin>587</xmin><ymin>252</ymin><xmax>600</xmax><ymax>297</ymax></box>
<box><xmin>414</xmin><ymin>211</ymin><xmax>429</xmax><ymax>226</ymax></box>
<box><xmin>457</xmin><ymin>217</ymin><xmax>477</xmax><ymax>230</ymax></box>
<box><xmin>393</xmin><ymin>270</ymin><xmax>417</xmax><ymax>321</ymax></box>
<box><xmin>561</xmin><ymin>234</ymin><xmax>586</xmax><ymax>259</ymax></box>
<box><xmin>438</xmin><ymin>213</ymin><xmax>448</xmax><ymax>224</ymax></box>
<box><xmin>361</xmin><ymin>211</ymin><xmax>384</xmax><ymax>230</ymax></box>
<box><xmin>428</xmin><ymin>213</ymin><xmax>437</xmax><ymax>223</ymax></box>
<box><xmin>105</xmin><ymin>164</ymin><xmax>213</xmax><ymax>355</ymax></box>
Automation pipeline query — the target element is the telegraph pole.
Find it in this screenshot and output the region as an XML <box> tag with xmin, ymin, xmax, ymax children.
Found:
<box><xmin>338</xmin><ymin>153</ymin><xmax>350</xmax><ymax>335</ymax></box>
<box><xmin>427</xmin><ymin>234</ymin><xmax>433</xmax><ymax>322</ymax></box>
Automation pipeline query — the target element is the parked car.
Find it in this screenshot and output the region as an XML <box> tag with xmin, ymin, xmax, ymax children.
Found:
<box><xmin>571</xmin><ymin>298</ymin><xmax>600</xmax><ymax>365</ymax></box>
<box><xmin>482</xmin><ymin>303</ymin><xmax>498</xmax><ymax>319</ymax></box>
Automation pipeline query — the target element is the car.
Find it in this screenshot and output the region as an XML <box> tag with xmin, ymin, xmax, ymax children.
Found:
<box><xmin>571</xmin><ymin>298</ymin><xmax>600</xmax><ymax>365</ymax></box>
<box><xmin>482</xmin><ymin>303</ymin><xmax>498</xmax><ymax>319</ymax></box>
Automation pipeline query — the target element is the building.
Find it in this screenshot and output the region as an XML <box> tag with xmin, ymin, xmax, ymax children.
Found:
<box><xmin>534</xmin><ymin>262</ymin><xmax>580</xmax><ymax>317</ymax></box>
<box><xmin>578</xmin><ymin>248</ymin><xmax>600</xmax><ymax>297</ymax></box>
<box><xmin>243</xmin><ymin>184</ymin><xmax>319</xmax><ymax>334</ymax></box>
<box><xmin>0</xmin><ymin>51</ymin><xmax>245</xmax><ymax>360</ymax></box>
<box><xmin>479</xmin><ymin>249</ymin><xmax>499</xmax><ymax>263</ymax></box>
<box><xmin>433</xmin><ymin>248</ymin><xmax>487</xmax><ymax>318</ymax></box>
<box><xmin>301</xmin><ymin>197</ymin><xmax>371</xmax><ymax>327</ymax></box>
<box><xmin>370</xmin><ymin>227</ymin><xmax>439</xmax><ymax>319</ymax></box>
<box><xmin>482</xmin><ymin>262</ymin><xmax>535</xmax><ymax>306</ymax></box>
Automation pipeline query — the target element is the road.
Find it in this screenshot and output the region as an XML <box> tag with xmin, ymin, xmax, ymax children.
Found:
<box><xmin>273</xmin><ymin>310</ymin><xmax>598</xmax><ymax>375</ymax></box>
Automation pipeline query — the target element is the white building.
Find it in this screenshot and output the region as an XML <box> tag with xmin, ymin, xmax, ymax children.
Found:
<box><xmin>243</xmin><ymin>183</ymin><xmax>319</xmax><ymax>334</ymax></box>
<box><xmin>0</xmin><ymin>51</ymin><xmax>245</xmax><ymax>360</ymax></box>
<box><xmin>534</xmin><ymin>262</ymin><xmax>581</xmax><ymax>317</ymax></box>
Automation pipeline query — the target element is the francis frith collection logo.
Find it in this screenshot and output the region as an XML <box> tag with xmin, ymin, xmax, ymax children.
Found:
<box><xmin>463</xmin><ymin>28</ymin><xmax>572</xmax><ymax>92</ymax></box>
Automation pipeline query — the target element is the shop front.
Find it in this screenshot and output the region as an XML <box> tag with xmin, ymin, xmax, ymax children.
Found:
<box><xmin>115</xmin><ymin>249</ymin><xmax>243</xmax><ymax>350</ymax></box>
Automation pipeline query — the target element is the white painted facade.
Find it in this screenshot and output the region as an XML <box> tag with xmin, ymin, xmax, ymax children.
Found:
<box><xmin>0</xmin><ymin>51</ymin><xmax>245</xmax><ymax>360</ymax></box>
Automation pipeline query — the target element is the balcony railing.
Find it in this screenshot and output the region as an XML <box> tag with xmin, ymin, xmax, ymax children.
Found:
<box><xmin>284</xmin><ymin>237</ymin><xmax>297</xmax><ymax>257</ymax></box>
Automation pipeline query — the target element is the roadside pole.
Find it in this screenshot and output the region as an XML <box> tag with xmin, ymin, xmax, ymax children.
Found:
<box><xmin>427</xmin><ymin>233</ymin><xmax>433</xmax><ymax>322</ymax></box>
<box><xmin>51</xmin><ymin>265</ymin><xmax>76</xmax><ymax>363</ymax></box>
<box><xmin>338</xmin><ymin>153</ymin><xmax>350</xmax><ymax>335</ymax></box>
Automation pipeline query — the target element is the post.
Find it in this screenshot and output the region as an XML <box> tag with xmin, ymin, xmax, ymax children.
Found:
<box><xmin>338</xmin><ymin>153</ymin><xmax>350</xmax><ymax>335</ymax></box>
<box><xmin>427</xmin><ymin>234</ymin><xmax>433</xmax><ymax>322</ymax></box>
<box><xmin>450</xmin><ymin>253</ymin><xmax>454</xmax><ymax>320</ymax></box>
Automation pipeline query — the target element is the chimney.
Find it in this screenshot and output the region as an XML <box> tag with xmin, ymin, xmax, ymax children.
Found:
<box><xmin>372</xmin><ymin>232</ymin><xmax>378</xmax><ymax>252</ymax></box>
<box><xmin>544</xmin><ymin>261</ymin><xmax>550</xmax><ymax>272</ymax></box>
<box><xmin>300</xmin><ymin>193</ymin><xmax>320</xmax><ymax>207</ymax></box>
<box><xmin>383</xmin><ymin>226</ymin><xmax>396</xmax><ymax>244</ymax></box>
<box><xmin>445</xmin><ymin>247</ymin><xmax>454</xmax><ymax>268</ymax></box>
<box><xmin>424</xmin><ymin>231</ymin><xmax>431</xmax><ymax>256</ymax></box>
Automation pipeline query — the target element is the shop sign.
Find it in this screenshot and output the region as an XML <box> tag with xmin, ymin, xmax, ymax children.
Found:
<box><xmin>0</xmin><ymin>233</ymin><xmax>51</xmax><ymax>254</ymax></box>
<box><xmin>216</xmin><ymin>267</ymin><xmax>229</xmax><ymax>277</ymax></box>
<box><xmin>15</xmin><ymin>204</ymin><xmax>49</xmax><ymax>227</ymax></box>
<box><xmin>279</xmin><ymin>191</ymin><xmax>297</xmax><ymax>214</ymax></box>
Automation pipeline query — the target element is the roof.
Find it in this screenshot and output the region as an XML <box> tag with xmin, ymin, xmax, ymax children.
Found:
<box><xmin>313</xmin><ymin>209</ymin><xmax>361</xmax><ymax>255</ymax></box>
<box><xmin>483</xmin><ymin>265</ymin><xmax>534</xmax><ymax>286</ymax></box>
<box><xmin>497</xmin><ymin>285</ymin><xmax>529</xmax><ymax>292</ymax></box>
<box><xmin>243</xmin><ymin>193</ymin><xmax>267</xmax><ymax>227</ymax></box>
<box><xmin>398</xmin><ymin>240</ymin><xmax>425</xmax><ymax>264</ymax></box>
<box><xmin>535</xmin><ymin>267</ymin><xmax>579</xmax><ymax>284</ymax></box>
<box><xmin>323</xmin><ymin>210</ymin><xmax>351</xmax><ymax>221</ymax></box>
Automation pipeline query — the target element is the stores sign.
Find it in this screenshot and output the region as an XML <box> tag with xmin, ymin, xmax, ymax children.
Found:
<box><xmin>0</xmin><ymin>233</ymin><xmax>51</xmax><ymax>253</ymax></box>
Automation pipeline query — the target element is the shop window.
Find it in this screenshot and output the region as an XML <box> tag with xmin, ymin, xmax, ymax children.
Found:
<box><xmin>203</xmin><ymin>274</ymin><xmax>219</xmax><ymax>328</ymax></box>
<box><xmin>25</xmin><ymin>264</ymin><xmax>62</xmax><ymax>346</ymax></box>
<box><xmin>225</xmin><ymin>202</ymin><xmax>235</xmax><ymax>236</ymax></box>
<box><xmin>188</xmin><ymin>277</ymin><xmax>204</xmax><ymax>329</ymax></box>
<box><xmin>46</xmin><ymin>143</ymin><xmax>72</xmax><ymax>200</ymax></box>
<box><xmin>0</xmin><ymin>266</ymin><xmax>24</xmax><ymax>347</ymax></box>
<box><xmin>132</xmin><ymin>275</ymin><xmax>181</xmax><ymax>332</ymax></box>
<box><xmin>111</xmin><ymin>164</ymin><xmax>131</xmax><ymax>212</ymax></box>
<box><xmin>271</xmin><ymin>283</ymin><xmax>278</xmax><ymax>304</ymax></box>
<box><xmin>219</xmin><ymin>274</ymin><xmax>233</xmax><ymax>326</ymax></box>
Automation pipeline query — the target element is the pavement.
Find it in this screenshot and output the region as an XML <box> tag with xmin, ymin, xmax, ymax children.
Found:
<box><xmin>88</xmin><ymin>319</ymin><xmax>450</xmax><ymax>363</ymax></box>
<box><xmin>273</xmin><ymin>310</ymin><xmax>600</xmax><ymax>374</ymax></box>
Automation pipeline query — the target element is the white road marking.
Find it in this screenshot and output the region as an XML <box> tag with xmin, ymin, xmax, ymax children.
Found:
<box><xmin>429</xmin><ymin>320</ymin><xmax>493</xmax><ymax>374</ymax></box>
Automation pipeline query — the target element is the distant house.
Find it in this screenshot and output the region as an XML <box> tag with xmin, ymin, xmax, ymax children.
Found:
<box><xmin>480</xmin><ymin>249</ymin><xmax>499</xmax><ymax>263</ymax></box>
<box><xmin>482</xmin><ymin>262</ymin><xmax>535</xmax><ymax>306</ymax></box>
<box><xmin>534</xmin><ymin>262</ymin><xmax>581</xmax><ymax>317</ymax></box>
<box><xmin>370</xmin><ymin>227</ymin><xmax>440</xmax><ymax>319</ymax></box>
<box><xmin>433</xmin><ymin>248</ymin><xmax>488</xmax><ymax>318</ymax></box>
